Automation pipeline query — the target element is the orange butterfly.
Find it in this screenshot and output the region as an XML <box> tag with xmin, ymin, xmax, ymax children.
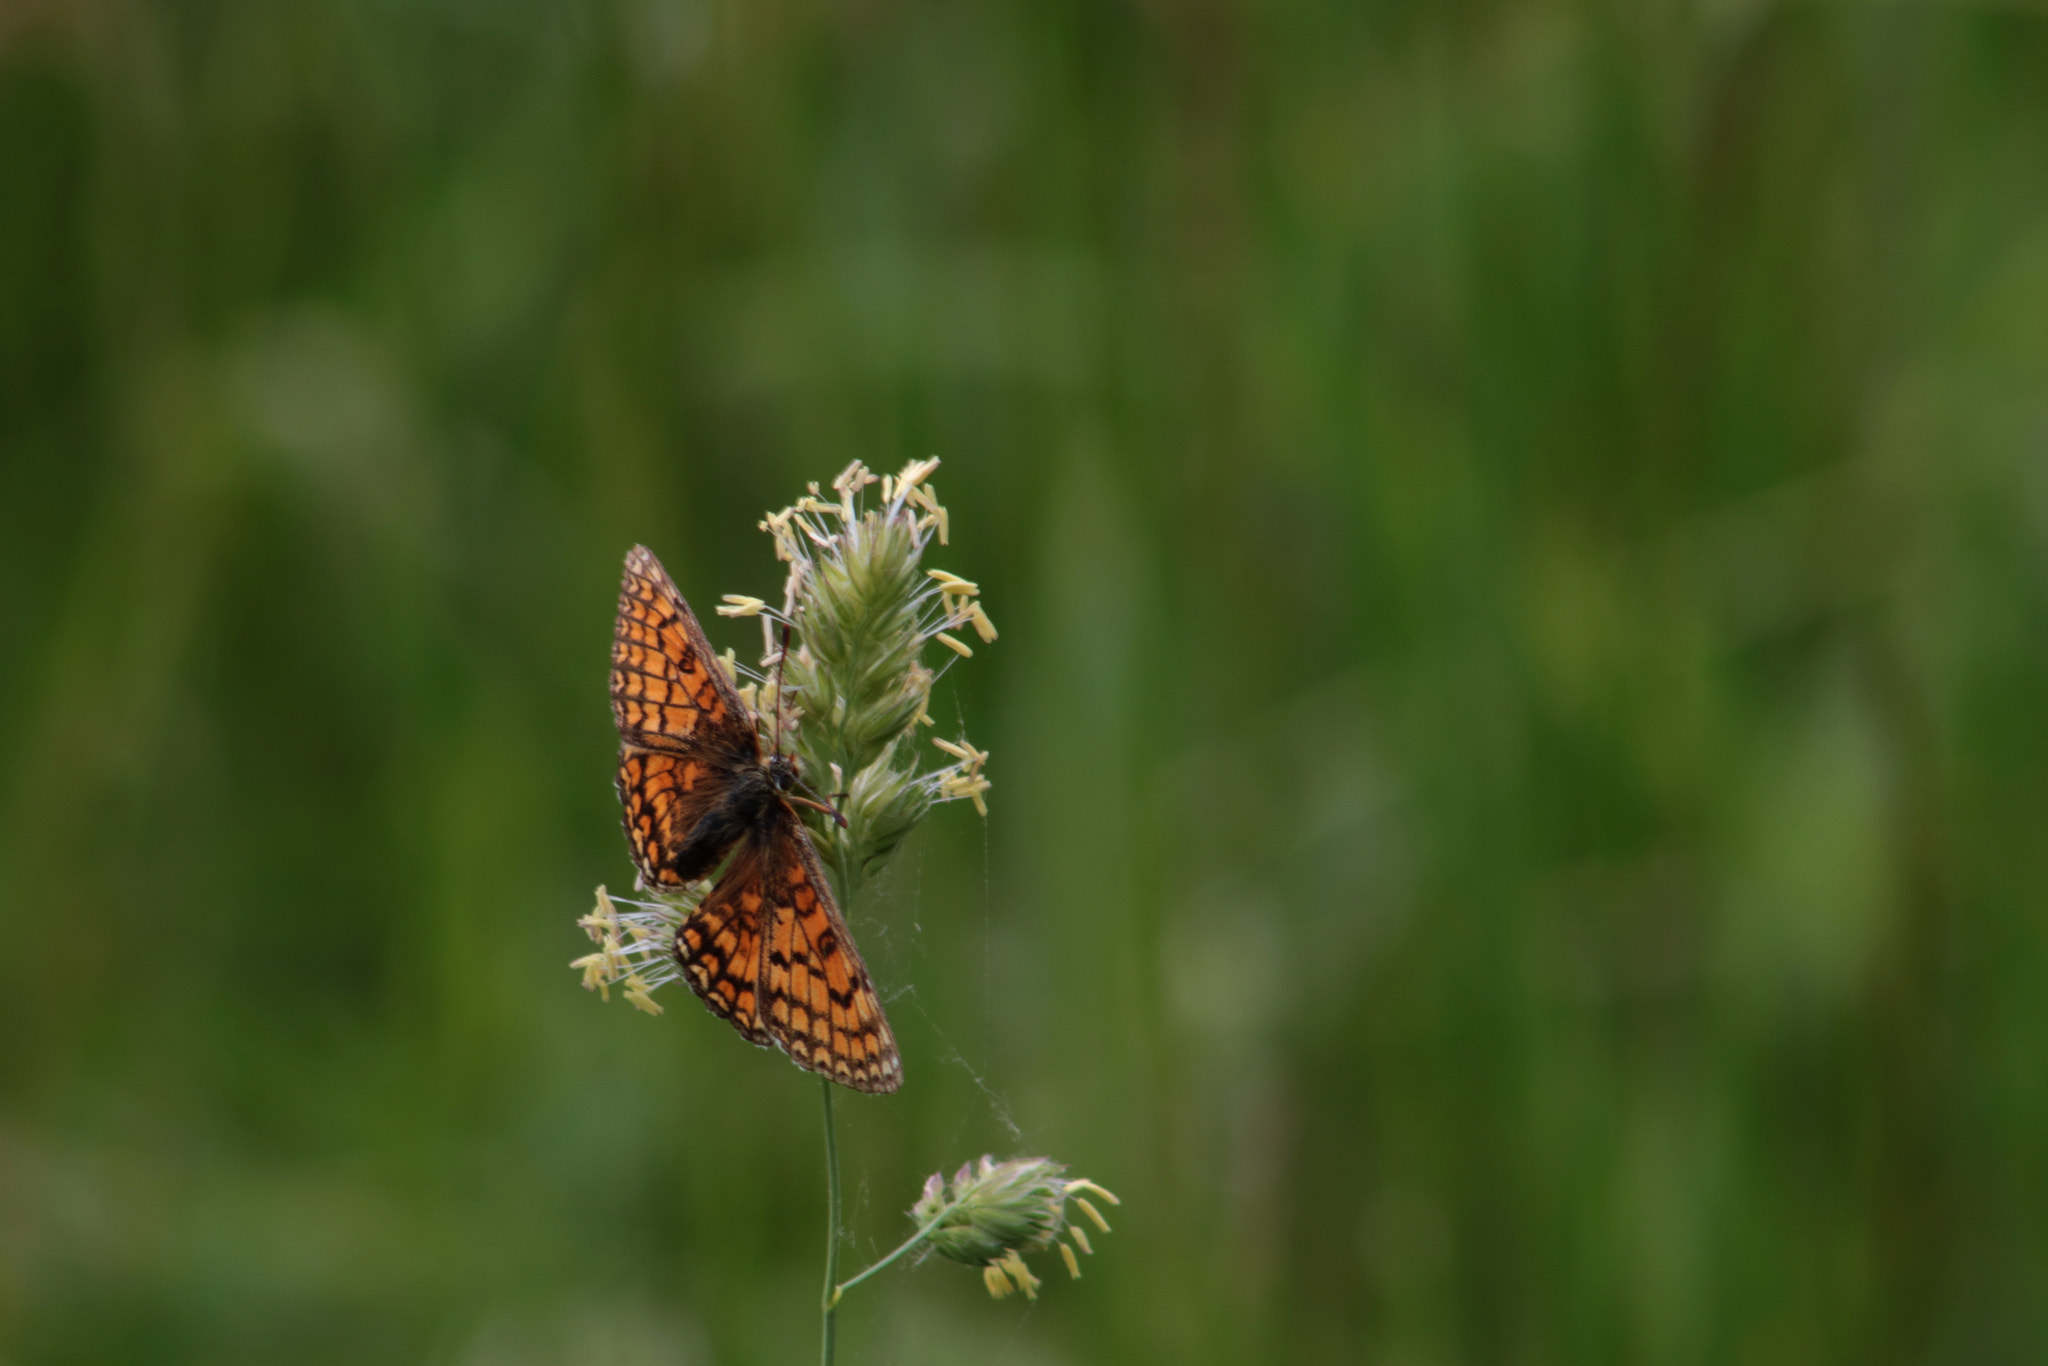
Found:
<box><xmin>611</xmin><ymin>545</ymin><xmax>903</xmax><ymax>1093</ymax></box>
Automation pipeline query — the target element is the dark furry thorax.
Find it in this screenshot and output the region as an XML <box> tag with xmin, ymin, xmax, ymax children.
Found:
<box><xmin>666</xmin><ymin>756</ymin><xmax>795</xmax><ymax>884</ymax></box>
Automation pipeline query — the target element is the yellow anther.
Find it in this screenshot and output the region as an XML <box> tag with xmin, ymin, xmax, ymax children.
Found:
<box><xmin>1000</xmin><ymin>1250</ymin><xmax>1041</xmax><ymax>1300</ymax></box>
<box><xmin>831</xmin><ymin>460</ymin><xmax>876</xmax><ymax>493</ymax></box>
<box><xmin>571</xmin><ymin>952</ymin><xmax>610</xmax><ymax>996</ymax></box>
<box><xmin>1060</xmin><ymin>1243</ymin><xmax>1082</xmax><ymax>1279</ymax></box>
<box><xmin>580</xmin><ymin>887</ymin><xmax>620</xmax><ymax>941</ymax></box>
<box><xmin>933</xmin><ymin>737</ymin><xmax>988</xmax><ymax>770</ymax></box>
<box><xmin>832</xmin><ymin>461</ymin><xmax>872</xmax><ymax>521</ymax></box>
<box><xmin>938</xmin><ymin>769</ymin><xmax>992</xmax><ymax>816</ymax></box>
<box><xmin>969</xmin><ymin>604</ymin><xmax>998</xmax><ymax>643</ymax></box>
<box><xmin>934</xmin><ymin>632</ymin><xmax>973</xmax><ymax>657</ymax></box>
<box><xmin>716</xmin><ymin>595</ymin><xmax>766</xmax><ymax>617</ymax></box>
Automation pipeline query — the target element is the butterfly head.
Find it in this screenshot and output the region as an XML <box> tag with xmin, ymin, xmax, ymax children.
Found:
<box><xmin>771</xmin><ymin>752</ymin><xmax>851</xmax><ymax>829</ymax></box>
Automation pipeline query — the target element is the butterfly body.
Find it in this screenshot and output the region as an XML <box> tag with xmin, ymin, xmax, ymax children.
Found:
<box><xmin>641</xmin><ymin>746</ymin><xmax>782</xmax><ymax>883</ymax></box>
<box><xmin>610</xmin><ymin>545</ymin><xmax>903</xmax><ymax>1094</ymax></box>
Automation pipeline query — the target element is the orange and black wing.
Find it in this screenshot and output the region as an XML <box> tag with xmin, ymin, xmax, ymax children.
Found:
<box><xmin>617</xmin><ymin>748</ymin><xmax>732</xmax><ymax>891</ymax></box>
<box><xmin>612</xmin><ymin>545</ymin><xmax>758</xmax><ymax>889</ymax></box>
<box><xmin>678</xmin><ymin>812</ymin><xmax>901</xmax><ymax>1091</ymax></box>
<box><xmin>756</xmin><ymin>813</ymin><xmax>903</xmax><ymax>1093</ymax></box>
<box><xmin>612</xmin><ymin>544</ymin><xmax>755</xmax><ymax>753</ymax></box>
<box><xmin>675</xmin><ymin>839</ymin><xmax>774</xmax><ymax>1047</ymax></box>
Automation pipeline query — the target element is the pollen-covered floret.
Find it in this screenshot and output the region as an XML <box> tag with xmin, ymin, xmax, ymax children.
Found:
<box><xmin>572</xmin><ymin>884</ymin><xmax>698</xmax><ymax>1012</ymax></box>
<box><xmin>751</xmin><ymin>458</ymin><xmax>996</xmax><ymax>903</ymax></box>
<box><xmin>908</xmin><ymin>1155</ymin><xmax>1120</xmax><ymax>1298</ymax></box>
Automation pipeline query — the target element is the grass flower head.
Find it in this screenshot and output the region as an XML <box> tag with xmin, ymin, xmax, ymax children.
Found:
<box><xmin>909</xmin><ymin>1155</ymin><xmax>1120</xmax><ymax>1300</ymax></box>
<box><xmin>574</xmin><ymin>458</ymin><xmax>991</xmax><ymax>1009</ymax></box>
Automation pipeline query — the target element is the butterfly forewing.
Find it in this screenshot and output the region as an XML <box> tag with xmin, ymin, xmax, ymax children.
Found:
<box><xmin>612</xmin><ymin>545</ymin><xmax>753</xmax><ymax>753</ymax></box>
<box><xmin>612</xmin><ymin>546</ymin><xmax>755</xmax><ymax>890</ymax></box>
<box><xmin>610</xmin><ymin>544</ymin><xmax>903</xmax><ymax>1093</ymax></box>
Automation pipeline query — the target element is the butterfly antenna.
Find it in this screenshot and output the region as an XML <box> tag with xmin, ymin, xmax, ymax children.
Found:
<box><xmin>771</xmin><ymin>621</ymin><xmax>791</xmax><ymax>756</ymax></box>
<box><xmin>768</xmin><ymin>620</ymin><xmax>847</xmax><ymax>829</ymax></box>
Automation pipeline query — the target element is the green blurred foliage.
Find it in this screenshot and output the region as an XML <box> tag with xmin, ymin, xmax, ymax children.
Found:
<box><xmin>4</xmin><ymin>1</ymin><xmax>2048</xmax><ymax>1362</ymax></box>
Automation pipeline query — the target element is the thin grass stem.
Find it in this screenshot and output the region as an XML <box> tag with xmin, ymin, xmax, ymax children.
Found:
<box><xmin>820</xmin><ymin>1076</ymin><xmax>841</xmax><ymax>1366</ymax></box>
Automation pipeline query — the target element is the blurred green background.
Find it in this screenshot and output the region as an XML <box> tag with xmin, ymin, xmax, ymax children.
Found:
<box><xmin>4</xmin><ymin>1</ymin><xmax>2047</xmax><ymax>1362</ymax></box>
